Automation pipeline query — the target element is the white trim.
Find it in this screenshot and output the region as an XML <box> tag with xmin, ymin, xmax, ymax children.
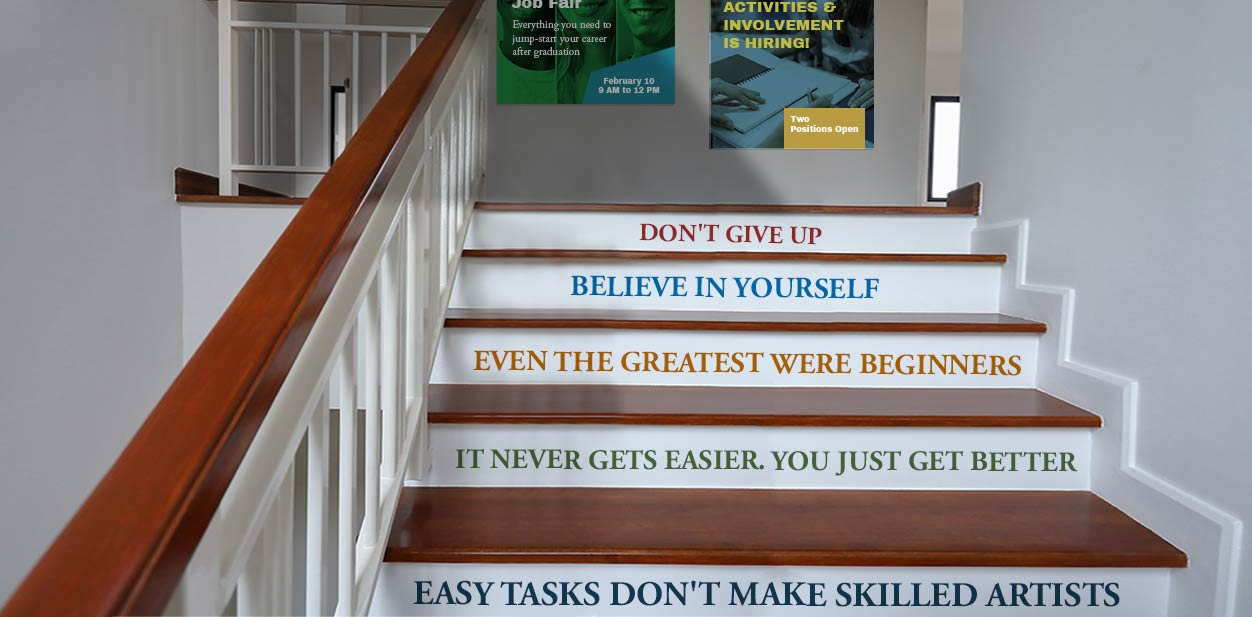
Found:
<box><xmin>372</xmin><ymin>564</ymin><xmax>1173</xmax><ymax>617</ymax></box>
<box><xmin>424</xmin><ymin>424</ymin><xmax>1094</xmax><ymax>491</ymax></box>
<box><xmin>232</xmin><ymin>21</ymin><xmax>431</xmax><ymax>35</ymax></box>
<box><xmin>972</xmin><ymin>218</ymin><xmax>1242</xmax><ymax>617</ymax></box>
<box><xmin>231</xmin><ymin>164</ymin><xmax>329</xmax><ymax>174</ymax></box>
<box><xmin>218</xmin><ymin>0</ymin><xmax>237</xmax><ymax>195</ymax></box>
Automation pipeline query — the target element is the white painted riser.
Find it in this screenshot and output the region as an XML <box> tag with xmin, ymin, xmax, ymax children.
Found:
<box><xmin>466</xmin><ymin>211</ymin><xmax>976</xmax><ymax>254</ymax></box>
<box><xmin>371</xmin><ymin>564</ymin><xmax>1169</xmax><ymax>617</ymax></box>
<box><xmin>432</xmin><ymin>330</ymin><xmax>1039</xmax><ymax>388</ymax></box>
<box><xmin>451</xmin><ymin>260</ymin><xmax>1001</xmax><ymax>313</ymax></box>
<box><xmin>421</xmin><ymin>425</ymin><xmax>1091</xmax><ymax>491</ymax></box>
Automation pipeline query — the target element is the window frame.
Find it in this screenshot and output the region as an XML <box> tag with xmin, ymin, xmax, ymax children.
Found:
<box><xmin>329</xmin><ymin>84</ymin><xmax>348</xmax><ymax>164</ymax></box>
<box><xmin>927</xmin><ymin>95</ymin><xmax>962</xmax><ymax>202</ymax></box>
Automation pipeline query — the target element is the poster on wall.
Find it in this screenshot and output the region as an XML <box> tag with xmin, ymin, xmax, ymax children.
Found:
<box><xmin>710</xmin><ymin>1</ymin><xmax>875</xmax><ymax>149</ymax></box>
<box><xmin>497</xmin><ymin>0</ymin><xmax>676</xmax><ymax>105</ymax></box>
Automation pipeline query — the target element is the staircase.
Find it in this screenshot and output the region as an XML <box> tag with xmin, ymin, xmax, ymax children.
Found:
<box><xmin>0</xmin><ymin>2</ymin><xmax>1193</xmax><ymax>614</ymax></box>
<box><xmin>368</xmin><ymin>197</ymin><xmax>1186</xmax><ymax>615</ymax></box>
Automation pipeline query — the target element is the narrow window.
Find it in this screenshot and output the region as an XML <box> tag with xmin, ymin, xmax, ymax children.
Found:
<box><xmin>330</xmin><ymin>84</ymin><xmax>348</xmax><ymax>163</ymax></box>
<box><xmin>927</xmin><ymin>96</ymin><xmax>961</xmax><ymax>202</ymax></box>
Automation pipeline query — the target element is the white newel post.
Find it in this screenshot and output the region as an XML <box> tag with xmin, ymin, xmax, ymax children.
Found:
<box><xmin>218</xmin><ymin>0</ymin><xmax>238</xmax><ymax>195</ymax></box>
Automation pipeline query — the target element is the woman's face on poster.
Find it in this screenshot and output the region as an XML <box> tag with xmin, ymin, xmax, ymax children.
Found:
<box><xmin>620</xmin><ymin>0</ymin><xmax>676</xmax><ymax>46</ymax></box>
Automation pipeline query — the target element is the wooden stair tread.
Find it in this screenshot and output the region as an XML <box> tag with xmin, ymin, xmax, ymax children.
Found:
<box><xmin>385</xmin><ymin>488</ymin><xmax>1185</xmax><ymax>568</ymax></box>
<box><xmin>427</xmin><ymin>385</ymin><xmax>1100</xmax><ymax>427</ymax></box>
<box><xmin>444</xmin><ymin>309</ymin><xmax>1047</xmax><ymax>333</ymax></box>
<box><xmin>174</xmin><ymin>167</ymin><xmax>304</xmax><ymax>205</ymax></box>
<box><xmin>477</xmin><ymin>202</ymin><xmax>978</xmax><ymax>215</ymax></box>
<box><xmin>176</xmin><ymin>194</ymin><xmax>306</xmax><ymax>206</ymax></box>
<box><xmin>463</xmin><ymin>249</ymin><xmax>1005</xmax><ymax>263</ymax></box>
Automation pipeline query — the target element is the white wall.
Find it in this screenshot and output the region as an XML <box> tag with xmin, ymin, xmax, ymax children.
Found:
<box><xmin>483</xmin><ymin>0</ymin><xmax>929</xmax><ymax>205</ymax></box>
<box><xmin>918</xmin><ymin>0</ymin><xmax>962</xmax><ymax>200</ymax></box>
<box><xmin>180</xmin><ymin>205</ymin><xmax>298</xmax><ymax>359</ymax></box>
<box><xmin>0</xmin><ymin>0</ymin><xmax>216</xmax><ymax>604</ymax></box>
<box><xmin>924</xmin><ymin>0</ymin><xmax>962</xmax><ymax>97</ymax></box>
<box><xmin>960</xmin><ymin>0</ymin><xmax>1251</xmax><ymax>613</ymax></box>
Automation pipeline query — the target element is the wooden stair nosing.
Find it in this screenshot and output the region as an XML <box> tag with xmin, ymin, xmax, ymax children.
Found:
<box><xmin>174</xmin><ymin>166</ymin><xmax>297</xmax><ymax>200</ymax></box>
<box><xmin>176</xmin><ymin>194</ymin><xmax>306</xmax><ymax>206</ymax></box>
<box><xmin>462</xmin><ymin>249</ymin><xmax>1006</xmax><ymax>263</ymax></box>
<box><xmin>426</xmin><ymin>385</ymin><xmax>1101</xmax><ymax>428</ymax></box>
<box><xmin>443</xmin><ymin>310</ymin><xmax>1048</xmax><ymax>334</ymax></box>
<box><xmin>389</xmin><ymin>547</ymin><xmax>1174</xmax><ymax>569</ymax></box>
<box><xmin>384</xmin><ymin>488</ymin><xmax>1187</xmax><ymax>569</ymax></box>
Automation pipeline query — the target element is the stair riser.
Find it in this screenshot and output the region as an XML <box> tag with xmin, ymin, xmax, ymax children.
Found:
<box><xmin>451</xmin><ymin>260</ymin><xmax>1000</xmax><ymax>313</ymax></box>
<box><xmin>467</xmin><ymin>211</ymin><xmax>976</xmax><ymax>254</ymax></box>
<box><xmin>372</xmin><ymin>564</ymin><xmax>1168</xmax><ymax>616</ymax></box>
<box><xmin>433</xmin><ymin>331</ymin><xmax>1039</xmax><ymax>388</ymax></box>
<box><xmin>421</xmin><ymin>425</ymin><xmax>1091</xmax><ymax>491</ymax></box>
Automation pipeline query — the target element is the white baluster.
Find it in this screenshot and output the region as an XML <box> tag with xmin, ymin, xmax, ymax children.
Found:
<box><xmin>294</xmin><ymin>30</ymin><xmax>302</xmax><ymax>168</ymax></box>
<box><xmin>430</xmin><ymin>131</ymin><xmax>446</xmax><ymax>323</ymax></box>
<box><xmin>460</xmin><ymin>91</ymin><xmax>470</xmax><ymax>227</ymax></box>
<box><xmin>272</xmin><ymin>464</ymin><xmax>295</xmax><ymax>615</ymax></box>
<box><xmin>438</xmin><ymin>118</ymin><xmax>448</xmax><ymax>270</ymax></box>
<box><xmin>461</xmin><ymin>89</ymin><xmax>471</xmax><ymax>220</ymax></box>
<box><xmin>236</xmin><ymin>533</ymin><xmax>267</xmax><ymax>615</ymax></box>
<box><xmin>360</xmin><ymin>282</ymin><xmax>381</xmax><ymax>550</ymax></box>
<box><xmin>305</xmin><ymin>389</ymin><xmax>329</xmax><ymax>616</ymax></box>
<box><xmin>381</xmin><ymin>238</ymin><xmax>400</xmax><ymax>479</ymax></box>
<box><xmin>253</xmin><ymin>29</ymin><xmax>261</xmax><ymax>166</ymax></box>
<box><xmin>335</xmin><ymin>329</ymin><xmax>357</xmax><ymax>616</ymax></box>
<box><xmin>381</xmin><ymin>32</ymin><xmax>389</xmax><ymax>92</ymax></box>
<box><xmin>467</xmin><ymin>64</ymin><xmax>476</xmax><ymax>182</ymax></box>
<box><xmin>219</xmin><ymin>0</ymin><xmax>238</xmax><ymax>194</ymax></box>
<box><xmin>323</xmin><ymin>31</ymin><xmax>331</xmax><ymax>167</ymax></box>
<box><xmin>479</xmin><ymin>58</ymin><xmax>488</xmax><ymax>175</ymax></box>
<box><xmin>352</xmin><ymin>32</ymin><xmax>361</xmax><ymax>133</ymax></box>
<box><xmin>237</xmin><ymin>462</ymin><xmax>291</xmax><ymax>616</ymax></box>
<box><xmin>413</xmin><ymin>170</ymin><xmax>427</xmax><ymax>459</ymax></box>
<box><xmin>410</xmin><ymin>153</ymin><xmax>439</xmax><ymax>482</ymax></box>
<box><xmin>268</xmin><ymin>29</ymin><xmax>276</xmax><ymax>166</ymax></box>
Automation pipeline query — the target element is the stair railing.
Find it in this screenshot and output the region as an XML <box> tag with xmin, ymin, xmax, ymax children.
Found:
<box><xmin>217</xmin><ymin>2</ymin><xmax>438</xmax><ymax>194</ymax></box>
<box><xmin>224</xmin><ymin>20</ymin><xmax>430</xmax><ymax>184</ymax></box>
<box><xmin>0</xmin><ymin>0</ymin><xmax>486</xmax><ymax>615</ymax></box>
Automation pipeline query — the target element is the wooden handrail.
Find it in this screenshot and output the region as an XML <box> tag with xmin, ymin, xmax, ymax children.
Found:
<box><xmin>0</xmin><ymin>1</ymin><xmax>484</xmax><ymax>615</ymax></box>
<box><xmin>946</xmin><ymin>181</ymin><xmax>982</xmax><ymax>213</ymax></box>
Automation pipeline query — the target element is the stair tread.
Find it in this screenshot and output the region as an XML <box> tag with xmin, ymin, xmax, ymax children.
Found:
<box><xmin>463</xmin><ymin>249</ymin><xmax>1005</xmax><ymax>263</ymax></box>
<box><xmin>444</xmin><ymin>309</ymin><xmax>1047</xmax><ymax>333</ymax></box>
<box><xmin>385</xmin><ymin>488</ymin><xmax>1185</xmax><ymax>568</ymax></box>
<box><xmin>428</xmin><ymin>385</ymin><xmax>1100</xmax><ymax>427</ymax></box>
<box><xmin>177</xmin><ymin>194</ymin><xmax>305</xmax><ymax>206</ymax></box>
<box><xmin>477</xmin><ymin>202</ymin><xmax>978</xmax><ymax>215</ymax></box>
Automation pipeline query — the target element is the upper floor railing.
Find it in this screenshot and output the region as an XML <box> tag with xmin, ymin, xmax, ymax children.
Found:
<box><xmin>217</xmin><ymin>1</ymin><xmax>445</xmax><ymax>195</ymax></box>
<box><xmin>0</xmin><ymin>0</ymin><xmax>487</xmax><ymax>614</ymax></box>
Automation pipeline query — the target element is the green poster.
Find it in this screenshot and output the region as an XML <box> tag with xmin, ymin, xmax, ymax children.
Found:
<box><xmin>497</xmin><ymin>0</ymin><xmax>676</xmax><ymax>105</ymax></box>
<box><xmin>710</xmin><ymin>0</ymin><xmax>876</xmax><ymax>149</ymax></box>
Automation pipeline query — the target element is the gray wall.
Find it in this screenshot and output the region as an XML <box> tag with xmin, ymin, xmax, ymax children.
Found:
<box><xmin>484</xmin><ymin>0</ymin><xmax>929</xmax><ymax>205</ymax></box>
<box><xmin>961</xmin><ymin>0</ymin><xmax>1252</xmax><ymax>612</ymax></box>
<box><xmin>924</xmin><ymin>0</ymin><xmax>962</xmax><ymax>97</ymax></box>
<box><xmin>0</xmin><ymin>0</ymin><xmax>216</xmax><ymax>603</ymax></box>
<box><xmin>917</xmin><ymin>0</ymin><xmax>963</xmax><ymax>200</ymax></box>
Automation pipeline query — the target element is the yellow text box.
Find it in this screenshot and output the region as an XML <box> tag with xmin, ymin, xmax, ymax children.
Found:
<box><xmin>784</xmin><ymin>108</ymin><xmax>866</xmax><ymax>149</ymax></box>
